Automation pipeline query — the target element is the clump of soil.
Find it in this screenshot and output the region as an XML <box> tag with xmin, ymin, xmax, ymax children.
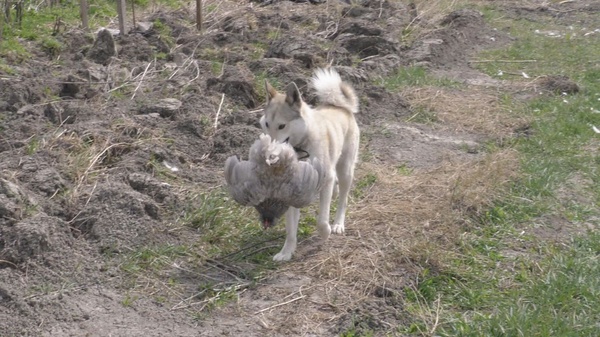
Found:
<box><xmin>537</xmin><ymin>75</ymin><xmax>580</xmax><ymax>94</ymax></box>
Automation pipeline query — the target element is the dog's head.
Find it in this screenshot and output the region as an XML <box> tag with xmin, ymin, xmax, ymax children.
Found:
<box><xmin>260</xmin><ymin>80</ymin><xmax>307</xmax><ymax>146</ymax></box>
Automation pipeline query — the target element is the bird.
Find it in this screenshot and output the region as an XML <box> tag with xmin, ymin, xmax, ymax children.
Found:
<box><xmin>224</xmin><ymin>133</ymin><xmax>324</xmax><ymax>229</ymax></box>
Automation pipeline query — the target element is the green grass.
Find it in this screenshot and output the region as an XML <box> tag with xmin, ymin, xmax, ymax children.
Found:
<box><xmin>443</xmin><ymin>234</ymin><xmax>600</xmax><ymax>337</ymax></box>
<box><xmin>376</xmin><ymin>66</ymin><xmax>463</xmax><ymax>91</ymax></box>
<box><xmin>41</xmin><ymin>36</ymin><xmax>62</xmax><ymax>57</ymax></box>
<box><xmin>1</xmin><ymin>0</ymin><xmax>110</xmax><ymax>60</ymax></box>
<box><xmin>185</xmin><ymin>189</ymin><xmax>315</xmax><ymax>259</ymax></box>
<box><xmin>0</xmin><ymin>0</ymin><xmax>183</xmax><ymax>60</ymax></box>
<box><xmin>120</xmin><ymin>244</ymin><xmax>192</xmax><ymax>274</ymax></box>
<box><xmin>398</xmin><ymin>4</ymin><xmax>600</xmax><ymax>336</ymax></box>
<box><xmin>353</xmin><ymin>173</ymin><xmax>377</xmax><ymax>199</ymax></box>
<box><xmin>117</xmin><ymin>184</ymin><xmax>319</xmax><ymax>315</ymax></box>
<box><xmin>152</xmin><ymin>19</ymin><xmax>175</xmax><ymax>49</ymax></box>
<box><xmin>253</xmin><ymin>71</ymin><xmax>282</xmax><ymax>101</ymax></box>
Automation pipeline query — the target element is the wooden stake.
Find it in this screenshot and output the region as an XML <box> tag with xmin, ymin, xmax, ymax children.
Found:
<box><xmin>116</xmin><ymin>0</ymin><xmax>126</xmax><ymax>35</ymax></box>
<box><xmin>79</xmin><ymin>0</ymin><xmax>89</xmax><ymax>30</ymax></box>
<box><xmin>196</xmin><ymin>0</ymin><xmax>202</xmax><ymax>31</ymax></box>
<box><xmin>131</xmin><ymin>0</ymin><xmax>136</xmax><ymax>32</ymax></box>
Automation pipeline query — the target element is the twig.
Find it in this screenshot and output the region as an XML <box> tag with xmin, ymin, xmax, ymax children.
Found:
<box><xmin>77</xmin><ymin>142</ymin><xmax>126</xmax><ymax>187</ymax></box>
<box><xmin>470</xmin><ymin>59</ymin><xmax>537</xmax><ymax>63</ymax></box>
<box><xmin>204</xmin><ymin>258</ymin><xmax>244</xmax><ymax>282</ymax></box>
<box><xmin>171</xmin><ymin>282</ymin><xmax>250</xmax><ymax>311</ymax></box>
<box><xmin>248</xmin><ymin>107</ymin><xmax>265</xmax><ymax>114</ymax></box>
<box><xmin>213</xmin><ymin>93</ymin><xmax>225</xmax><ymax>129</ymax></box>
<box><xmin>187</xmin><ymin>60</ymin><xmax>201</xmax><ymax>85</ymax></box>
<box><xmin>131</xmin><ymin>59</ymin><xmax>154</xmax><ymax>99</ymax></box>
<box><xmin>430</xmin><ymin>294</ymin><xmax>442</xmax><ymax>335</ymax></box>
<box><xmin>170</xmin><ymin>290</ymin><xmax>208</xmax><ymax>310</ymax></box>
<box><xmin>0</xmin><ymin>260</ymin><xmax>18</xmax><ymax>268</ymax></box>
<box><xmin>217</xmin><ymin>233</ymin><xmax>285</xmax><ymax>260</ymax></box>
<box><xmin>253</xmin><ymin>295</ymin><xmax>306</xmax><ymax>315</ymax></box>
<box><xmin>361</xmin><ymin>54</ymin><xmax>380</xmax><ymax>62</ymax></box>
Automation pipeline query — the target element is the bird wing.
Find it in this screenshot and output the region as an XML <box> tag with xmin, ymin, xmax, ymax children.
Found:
<box><xmin>286</xmin><ymin>157</ymin><xmax>324</xmax><ymax>208</ymax></box>
<box><xmin>225</xmin><ymin>134</ymin><xmax>323</xmax><ymax>212</ymax></box>
<box><xmin>224</xmin><ymin>155</ymin><xmax>266</xmax><ymax>206</ymax></box>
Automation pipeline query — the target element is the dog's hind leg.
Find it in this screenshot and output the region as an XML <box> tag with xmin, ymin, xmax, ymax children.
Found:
<box><xmin>273</xmin><ymin>207</ymin><xmax>300</xmax><ymax>261</ymax></box>
<box><xmin>332</xmin><ymin>178</ymin><xmax>339</xmax><ymax>200</ymax></box>
<box><xmin>331</xmin><ymin>168</ymin><xmax>353</xmax><ymax>234</ymax></box>
<box><xmin>316</xmin><ymin>171</ymin><xmax>335</xmax><ymax>240</ymax></box>
<box><xmin>332</xmin><ymin>144</ymin><xmax>358</xmax><ymax>234</ymax></box>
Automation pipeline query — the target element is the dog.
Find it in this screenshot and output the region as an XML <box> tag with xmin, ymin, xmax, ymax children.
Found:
<box><xmin>260</xmin><ymin>67</ymin><xmax>360</xmax><ymax>261</ymax></box>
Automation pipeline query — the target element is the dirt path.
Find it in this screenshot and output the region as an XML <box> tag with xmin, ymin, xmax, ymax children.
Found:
<box><xmin>1</xmin><ymin>0</ymin><xmax>596</xmax><ymax>336</ymax></box>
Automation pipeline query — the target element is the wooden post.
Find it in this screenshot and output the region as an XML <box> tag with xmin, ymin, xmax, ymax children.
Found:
<box><xmin>196</xmin><ymin>0</ymin><xmax>202</xmax><ymax>32</ymax></box>
<box><xmin>79</xmin><ymin>0</ymin><xmax>89</xmax><ymax>31</ymax></box>
<box><xmin>4</xmin><ymin>1</ymin><xmax>10</xmax><ymax>25</ymax></box>
<box><xmin>131</xmin><ymin>0</ymin><xmax>136</xmax><ymax>32</ymax></box>
<box><xmin>116</xmin><ymin>0</ymin><xmax>126</xmax><ymax>35</ymax></box>
<box><xmin>0</xmin><ymin>4</ymin><xmax>4</xmax><ymax>44</ymax></box>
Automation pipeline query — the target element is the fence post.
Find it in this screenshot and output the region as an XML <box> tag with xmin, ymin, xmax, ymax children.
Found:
<box><xmin>116</xmin><ymin>0</ymin><xmax>126</xmax><ymax>35</ymax></box>
<box><xmin>0</xmin><ymin>4</ymin><xmax>3</xmax><ymax>44</ymax></box>
<box><xmin>196</xmin><ymin>0</ymin><xmax>202</xmax><ymax>31</ymax></box>
<box><xmin>79</xmin><ymin>0</ymin><xmax>89</xmax><ymax>30</ymax></box>
<box><xmin>131</xmin><ymin>0</ymin><xmax>136</xmax><ymax>32</ymax></box>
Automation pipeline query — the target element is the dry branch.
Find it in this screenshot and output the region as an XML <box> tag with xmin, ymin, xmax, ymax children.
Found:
<box><xmin>213</xmin><ymin>93</ymin><xmax>225</xmax><ymax>129</ymax></box>
<box><xmin>131</xmin><ymin>60</ymin><xmax>154</xmax><ymax>99</ymax></box>
<box><xmin>254</xmin><ymin>295</ymin><xmax>306</xmax><ymax>315</ymax></box>
<box><xmin>470</xmin><ymin>59</ymin><xmax>537</xmax><ymax>63</ymax></box>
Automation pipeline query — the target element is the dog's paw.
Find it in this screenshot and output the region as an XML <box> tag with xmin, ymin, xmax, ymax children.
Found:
<box><xmin>331</xmin><ymin>223</ymin><xmax>345</xmax><ymax>234</ymax></box>
<box><xmin>273</xmin><ymin>251</ymin><xmax>292</xmax><ymax>262</ymax></box>
<box><xmin>317</xmin><ymin>223</ymin><xmax>331</xmax><ymax>240</ymax></box>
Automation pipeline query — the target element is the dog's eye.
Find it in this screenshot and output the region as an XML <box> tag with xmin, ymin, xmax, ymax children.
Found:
<box><xmin>278</xmin><ymin>124</ymin><xmax>286</xmax><ymax>130</ymax></box>
<box><xmin>265</xmin><ymin>122</ymin><xmax>269</xmax><ymax>128</ymax></box>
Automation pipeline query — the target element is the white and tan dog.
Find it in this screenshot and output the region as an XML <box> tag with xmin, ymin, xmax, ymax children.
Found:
<box><xmin>261</xmin><ymin>68</ymin><xmax>360</xmax><ymax>261</ymax></box>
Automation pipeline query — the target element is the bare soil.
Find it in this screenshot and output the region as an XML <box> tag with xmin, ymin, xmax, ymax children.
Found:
<box><xmin>1</xmin><ymin>0</ymin><xmax>597</xmax><ymax>336</ymax></box>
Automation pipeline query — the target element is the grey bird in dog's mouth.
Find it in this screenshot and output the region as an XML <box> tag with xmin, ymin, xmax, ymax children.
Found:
<box><xmin>224</xmin><ymin>134</ymin><xmax>324</xmax><ymax>228</ymax></box>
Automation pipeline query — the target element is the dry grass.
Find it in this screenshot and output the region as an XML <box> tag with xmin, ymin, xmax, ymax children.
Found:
<box><xmin>403</xmin><ymin>86</ymin><xmax>530</xmax><ymax>137</ymax></box>
<box><xmin>449</xmin><ymin>148</ymin><xmax>521</xmax><ymax>217</ymax></box>
<box><xmin>403</xmin><ymin>0</ymin><xmax>474</xmax><ymax>43</ymax></box>
<box><xmin>243</xmin><ymin>147</ymin><xmax>523</xmax><ymax>334</ymax></box>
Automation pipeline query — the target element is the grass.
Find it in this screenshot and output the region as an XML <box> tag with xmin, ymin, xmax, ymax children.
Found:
<box><xmin>253</xmin><ymin>70</ymin><xmax>282</xmax><ymax>101</ymax></box>
<box><xmin>120</xmin><ymin>244</ymin><xmax>192</xmax><ymax>274</ymax></box>
<box><xmin>441</xmin><ymin>234</ymin><xmax>600</xmax><ymax>337</ymax></box>
<box><xmin>377</xmin><ymin>66</ymin><xmax>463</xmax><ymax>91</ymax></box>
<box><xmin>0</xmin><ymin>0</ymin><xmax>186</xmax><ymax>60</ymax></box>
<box><xmin>395</xmin><ymin>4</ymin><xmax>600</xmax><ymax>336</ymax></box>
<box><xmin>184</xmin><ymin>188</ymin><xmax>315</xmax><ymax>259</ymax></box>
<box><xmin>1</xmin><ymin>0</ymin><xmax>114</xmax><ymax>59</ymax></box>
<box><xmin>115</xmin><ymin>187</ymin><xmax>320</xmax><ymax>315</ymax></box>
<box><xmin>353</xmin><ymin>172</ymin><xmax>377</xmax><ymax>199</ymax></box>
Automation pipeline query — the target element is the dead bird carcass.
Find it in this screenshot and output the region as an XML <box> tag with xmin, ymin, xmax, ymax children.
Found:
<box><xmin>224</xmin><ymin>134</ymin><xmax>324</xmax><ymax>228</ymax></box>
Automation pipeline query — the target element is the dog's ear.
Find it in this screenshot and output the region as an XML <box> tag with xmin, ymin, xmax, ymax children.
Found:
<box><xmin>265</xmin><ymin>80</ymin><xmax>278</xmax><ymax>103</ymax></box>
<box><xmin>285</xmin><ymin>82</ymin><xmax>302</xmax><ymax>108</ymax></box>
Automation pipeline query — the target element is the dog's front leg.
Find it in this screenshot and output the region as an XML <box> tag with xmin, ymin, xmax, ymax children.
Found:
<box><xmin>273</xmin><ymin>207</ymin><xmax>300</xmax><ymax>261</ymax></box>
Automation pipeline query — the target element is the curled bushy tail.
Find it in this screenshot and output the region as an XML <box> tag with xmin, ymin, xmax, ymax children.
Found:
<box><xmin>311</xmin><ymin>68</ymin><xmax>359</xmax><ymax>114</ymax></box>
